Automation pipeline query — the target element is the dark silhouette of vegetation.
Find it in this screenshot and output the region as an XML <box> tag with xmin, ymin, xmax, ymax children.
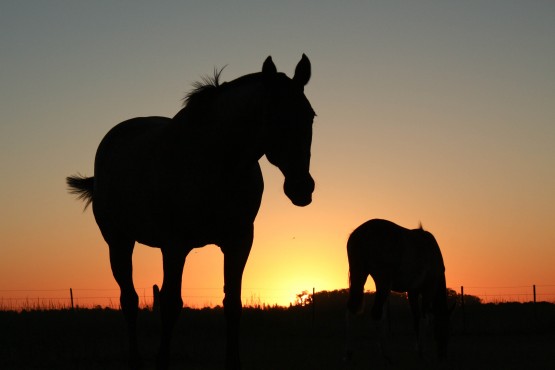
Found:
<box><xmin>2</xmin><ymin>297</ymin><xmax>554</xmax><ymax>369</ymax></box>
<box><xmin>294</xmin><ymin>290</ymin><xmax>313</xmax><ymax>306</ymax></box>
<box><xmin>291</xmin><ymin>288</ymin><xmax>481</xmax><ymax>312</ymax></box>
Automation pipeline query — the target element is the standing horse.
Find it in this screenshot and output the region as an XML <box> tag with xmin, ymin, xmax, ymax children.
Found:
<box><xmin>67</xmin><ymin>55</ymin><xmax>315</xmax><ymax>370</ymax></box>
<box><xmin>345</xmin><ymin>219</ymin><xmax>450</xmax><ymax>363</ymax></box>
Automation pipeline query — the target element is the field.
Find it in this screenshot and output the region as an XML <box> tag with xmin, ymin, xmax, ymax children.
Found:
<box><xmin>1</xmin><ymin>293</ymin><xmax>554</xmax><ymax>370</ymax></box>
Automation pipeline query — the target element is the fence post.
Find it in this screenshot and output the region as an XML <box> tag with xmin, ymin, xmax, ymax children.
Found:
<box><xmin>460</xmin><ymin>286</ymin><xmax>466</xmax><ymax>334</ymax></box>
<box><xmin>70</xmin><ymin>288</ymin><xmax>74</xmax><ymax>310</ymax></box>
<box><xmin>312</xmin><ymin>287</ymin><xmax>315</xmax><ymax>325</ymax></box>
<box><xmin>153</xmin><ymin>284</ymin><xmax>160</xmax><ymax>314</ymax></box>
<box><xmin>532</xmin><ymin>284</ymin><xmax>538</xmax><ymax>322</ymax></box>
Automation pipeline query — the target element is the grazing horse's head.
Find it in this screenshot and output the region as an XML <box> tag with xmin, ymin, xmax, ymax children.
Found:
<box><xmin>416</xmin><ymin>227</ymin><xmax>452</xmax><ymax>359</ymax></box>
<box><xmin>261</xmin><ymin>54</ymin><xmax>316</xmax><ymax>207</ymax></box>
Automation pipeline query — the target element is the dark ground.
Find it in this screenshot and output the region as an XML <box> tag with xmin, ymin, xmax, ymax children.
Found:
<box><xmin>1</xmin><ymin>297</ymin><xmax>554</xmax><ymax>369</ymax></box>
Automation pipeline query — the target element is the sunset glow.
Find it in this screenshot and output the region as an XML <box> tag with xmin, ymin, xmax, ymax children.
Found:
<box><xmin>1</xmin><ymin>1</ymin><xmax>554</xmax><ymax>310</ymax></box>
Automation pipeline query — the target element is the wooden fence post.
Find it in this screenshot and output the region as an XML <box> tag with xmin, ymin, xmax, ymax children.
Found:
<box><xmin>460</xmin><ymin>286</ymin><xmax>466</xmax><ymax>334</ymax></box>
<box><xmin>70</xmin><ymin>288</ymin><xmax>74</xmax><ymax>310</ymax></box>
<box><xmin>312</xmin><ymin>287</ymin><xmax>315</xmax><ymax>325</ymax></box>
<box><xmin>532</xmin><ymin>284</ymin><xmax>538</xmax><ymax>321</ymax></box>
<box><xmin>153</xmin><ymin>284</ymin><xmax>160</xmax><ymax>313</ymax></box>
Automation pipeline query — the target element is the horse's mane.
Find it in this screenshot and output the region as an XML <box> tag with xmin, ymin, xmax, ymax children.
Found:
<box><xmin>175</xmin><ymin>69</ymin><xmax>266</xmax><ymax>125</ymax></box>
<box><xmin>182</xmin><ymin>67</ymin><xmax>226</xmax><ymax>107</ymax></box>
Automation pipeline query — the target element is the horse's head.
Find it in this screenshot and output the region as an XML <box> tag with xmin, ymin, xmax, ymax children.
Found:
<box><xmin>261</xmin><ymin>54</ymin><xmax>316</xmax><ymax>207</ymax></box>
<box><xmin>415</xmin><ymin>227</ymin><xmax>451</xmax><ymax>359</ymax></box>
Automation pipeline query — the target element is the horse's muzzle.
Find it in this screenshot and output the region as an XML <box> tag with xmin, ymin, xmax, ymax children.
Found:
<box><xmin>284</xmin><ymin>174</ymin><xmax>314</xmax><ymax>207</ymax></box>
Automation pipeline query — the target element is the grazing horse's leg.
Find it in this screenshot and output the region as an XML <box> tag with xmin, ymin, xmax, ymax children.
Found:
<box><xmin>157</xmin><ymin>247</ymin><xmax>187</xmax><ymax>370</ymax></box>
<box><xmin>345</xmin><ymin>270</ymin><xmax>367</xmax><ymax>363</ymax></box>
<box><xmin>108</xmin><ymin>239</ymin><xmax>140</xmax><ymax>369</ymax></box>
<box><xmin>347</xmin><ymin>271</ymin><xmax>367</xmax><ymax>316</ymax></box>
<box><xmin>408</xmin><ymin>290</ymin><xmax>423</xmax><ymax>357</ymax></box>
<box><xmin>372</xmin><ymin>282</ymin><xmax>393</xmax><ymax>364</ymax></box>
<box><xmin>371</xmin><ymin>283</ymin><xmax>390</xmax><ymax>321</ymax></box>
<box><xmin>221</xmin><ymin>227</ymin><xmax>254</xmax><ymax>370</ymax></box>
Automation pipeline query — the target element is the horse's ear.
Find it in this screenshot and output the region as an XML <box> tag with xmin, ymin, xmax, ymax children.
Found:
<box><xmin>293</xmin><ymin>53</ymin><xmax>311</xmax><ymax>87</ymax></box>
<box><xmin>262</xmin><ymin>56</ymin><xmax>277</xmax><ymax>75</ymax></box>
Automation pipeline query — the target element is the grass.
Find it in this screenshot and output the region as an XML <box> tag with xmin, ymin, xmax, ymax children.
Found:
<box><xmin>1</xmin><ymin>293</ymin><xmax>554</xmax><ymax>369</ymax></box>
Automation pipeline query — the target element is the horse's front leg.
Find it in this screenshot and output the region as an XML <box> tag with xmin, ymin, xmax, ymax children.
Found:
<box><xmin>157</xmin><ymin>246</ymin><xmax>187</xmax><ymax>370</ymax></box>
<box><xmin>344</xmin><ymin>270</ymin><xmax>367</xmax><ymax>365</ymax></box>
<box><xmin>408</xmin><ymin>290</ymin><xmax>423</xmax><ymax>357</ymax></box>
<box><xmin>221</xmin><ymin>227</ymin><xmax>254</xmax><ymax>370</ymax></box>
<box><xmin>372</xmin><ymin>284</ymin><xmax>393</xmax><ymax>365</ymax></box>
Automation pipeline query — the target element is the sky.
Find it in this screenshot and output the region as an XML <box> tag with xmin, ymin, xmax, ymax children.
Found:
<box><xmin>1</xmin><ymin>1</ymin><xmax>554</xmax><ymax>308</ymax></box>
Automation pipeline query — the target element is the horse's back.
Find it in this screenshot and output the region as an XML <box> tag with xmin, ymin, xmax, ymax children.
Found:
<box><xmin>347</xmin><ymin>219</ymin><xmax>407</xmax><ymax>277</ymax></box>
<box><xmin>347</xmin><ymin>219</ymin><xmax>408</xmax><ymax>259</ymax></box>
<box><xmin>348</xmin><ymin>219</ymin><xmax>444</xmax><ymax>291</ymax></box>
<box><xmin>94</xmin><ymin>116</ymin><xmax>172</xmax><ymax>195</ymax></box>
<box><xmin>101</xmin><ymin>115</ymin><xmax>169</xmax><ymax>139</ymax></box>
<box><xmin>349</xmin><ymin>219</ymin><xmax>406</xmax><ymax>240</ymax></box>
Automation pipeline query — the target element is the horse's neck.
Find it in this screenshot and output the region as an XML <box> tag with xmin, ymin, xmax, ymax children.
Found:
<box><xmin>173</xmin><ymin>81</ymin><xmax>268</xmax><ymax>164</ymax></box>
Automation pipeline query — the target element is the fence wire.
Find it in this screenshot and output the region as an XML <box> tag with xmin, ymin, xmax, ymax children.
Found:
<box><xmin>0</xmin><ymin>286</ymin><xmax>297</xmax><ymax>310</ymax></box>
<box><xmin>1</xmin><ymin>284</ymin><xmax>555</xmax><ymax>310</ymax></box>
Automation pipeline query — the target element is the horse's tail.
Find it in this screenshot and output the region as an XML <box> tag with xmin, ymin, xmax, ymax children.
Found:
<box><xmin>66</xmin><ymin>174</ymin><xmax>94</xmax><ymax>210</ymax></box>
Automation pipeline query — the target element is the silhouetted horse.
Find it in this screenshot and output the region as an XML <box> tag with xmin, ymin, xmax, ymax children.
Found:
<box><xmin>345</xmin><ymin>219</ymin><xmax>449</xmax><ymax>363</ymax></box>
<box><xmin>67</xmin><ymin>55</ymin><xmax>315</xmax><ymax>370</ymax></box>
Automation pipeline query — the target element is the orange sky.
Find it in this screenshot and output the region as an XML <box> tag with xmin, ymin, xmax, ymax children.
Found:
<box><xmin>1</xmin><ymin>2</ymin><xmax>554</xmax><ymax>309</ymax></box>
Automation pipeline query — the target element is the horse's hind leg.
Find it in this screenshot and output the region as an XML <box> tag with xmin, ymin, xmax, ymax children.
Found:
<box><xmin>408</xmin><ymin>290</ymin><xmax>423</xmax><ymax>357</ymax></box>
<box><xmin>157</xmin><ymin>246</ymin><xmax>187</xmax><ymax>370</ymax></box>
<box><xmin>347</xmin><ymin>270</ymin><xmax>367</xmax><ymax>315</ymax></box>
<box><xmin>107</xmin><ymin>237</ymin><xmax>140</xmax><ymax>369</ymax></box>
<box><xmin>344</xmin><ymin>270</ymin><xmax>367</xmax><ymax>364</ymax></box>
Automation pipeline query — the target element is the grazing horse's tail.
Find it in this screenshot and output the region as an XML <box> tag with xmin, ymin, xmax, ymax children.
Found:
<box><xmin>66</xmin><ymin>174</ymin><xmax>94</xmax><ymax>210</ymax></box>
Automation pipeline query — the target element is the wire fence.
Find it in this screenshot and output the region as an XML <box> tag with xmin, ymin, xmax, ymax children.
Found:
<box><xmin>460</xmin><ymin>284</ymin><xmax>555</xmax><ymax>304</ymax></box>
<box><xmin>0</xmin><ymin>286</ymin><xmax>296</xmax><ymax>311</ymax></box>
<box><xmin>1</xmin><ymin>284</ymin><xmax>555</xmax><ymax>311</ymax></box>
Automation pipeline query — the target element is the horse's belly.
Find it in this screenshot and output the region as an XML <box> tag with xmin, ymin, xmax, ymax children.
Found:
<box><xmin>391</xmin><ymin>270</ymin><xmax>427</xmax><ymax>293</ymax></box>
<box><xmin>95</xmin><ymin>188</ymin><xmax>260</xmax><ymax>248</ymax></box>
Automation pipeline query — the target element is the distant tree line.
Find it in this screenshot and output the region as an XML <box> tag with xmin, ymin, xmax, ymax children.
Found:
<box><xmin>290</xmin><ymin>288</ymin><xmax>482</xmax><ymax>311</ymax></box>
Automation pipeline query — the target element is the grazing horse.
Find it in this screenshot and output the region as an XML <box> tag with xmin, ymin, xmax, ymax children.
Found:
<box><xmin>346</xmin><ymin>219</ymin><xmax>449</xmax><ymax>362</ymax></box>
<box><xmin>67</xmin><ymin>55</ymin><xmax>315</xmax><ymax>370</ymax></box>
